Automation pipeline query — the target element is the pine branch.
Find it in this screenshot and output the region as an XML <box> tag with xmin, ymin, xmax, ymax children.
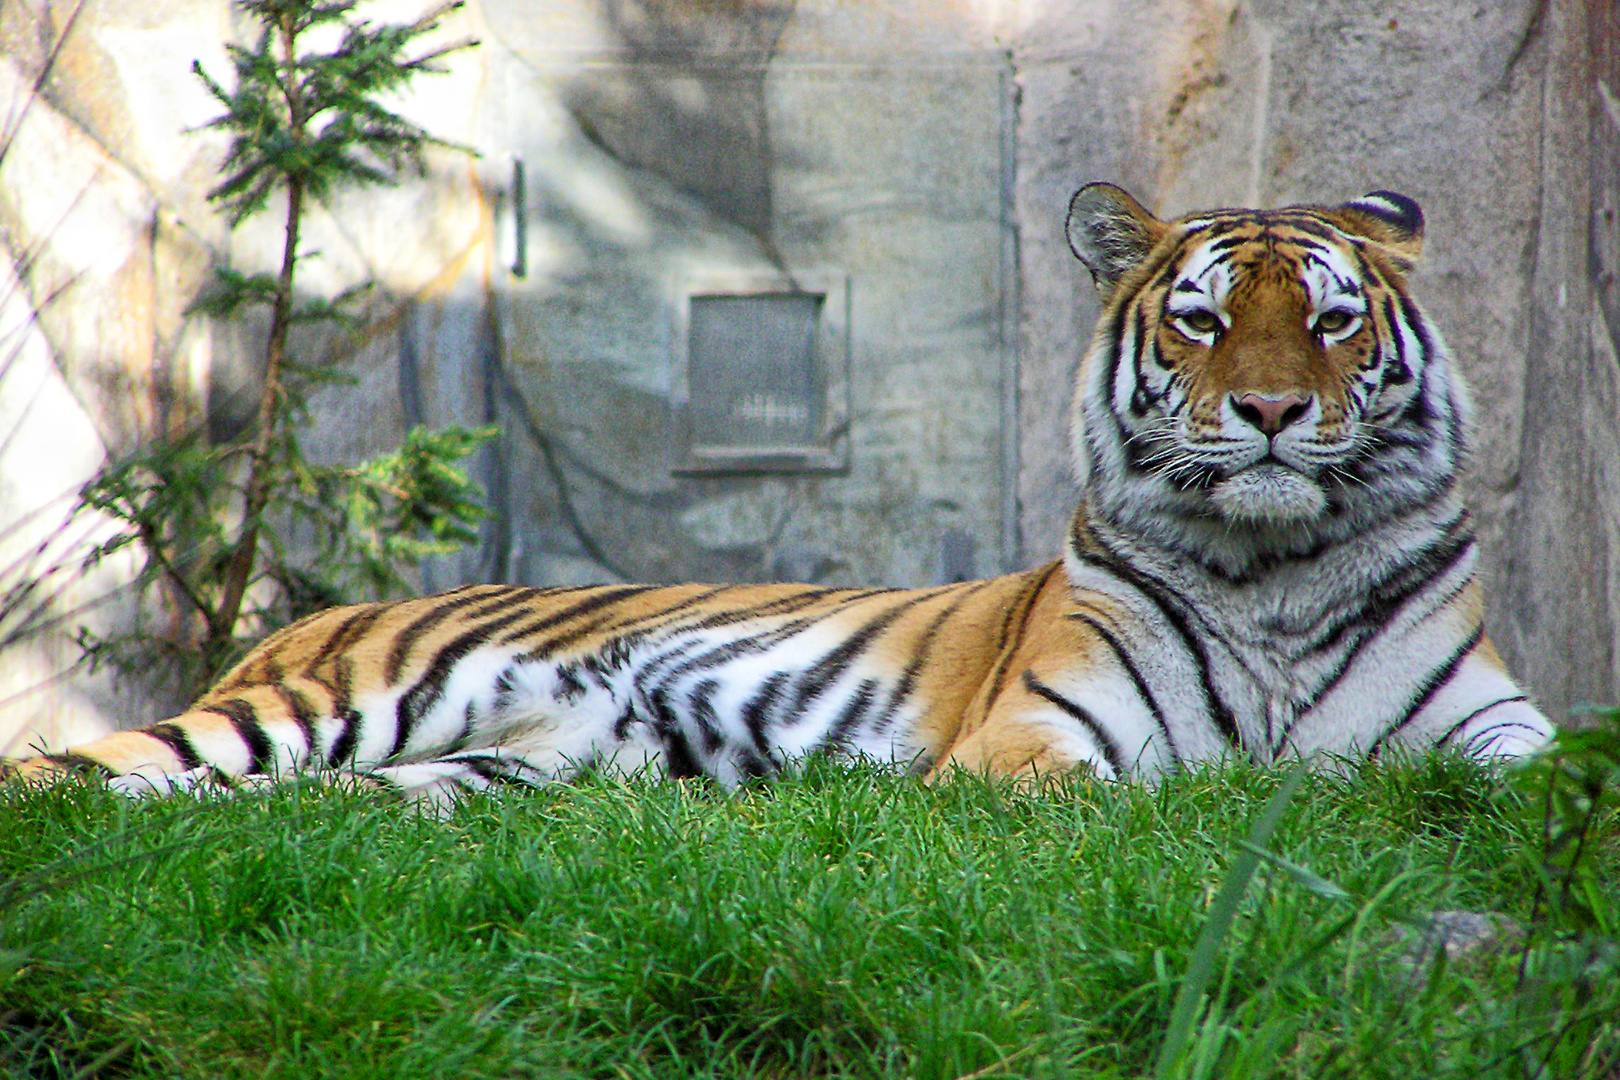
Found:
<box><xmin>64</xmin><ymin>0</ymin><xmax>487</xmax><ymax>697</ymax></box>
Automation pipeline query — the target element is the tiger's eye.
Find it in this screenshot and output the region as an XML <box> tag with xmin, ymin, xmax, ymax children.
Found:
<box><xmin>1180</xmin><ymin>310</ymin><xmax>1220</xmax><ymax>335</ymax></box>
<box><xmin>1315</xmin><ymin>310</ymin><xmax>1354</xmax><ymax>334</ymax></box>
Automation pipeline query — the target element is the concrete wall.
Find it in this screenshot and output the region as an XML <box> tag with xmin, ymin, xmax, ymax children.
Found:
<box><xmin>1</xmin><ymin>0</ymin><xmax>1615</xmax><ymax>750</ymax></box>
<box><xmin>472</xmin><ymin>0</ymin><xmax>1018</xmax><ymax>592</ymax></box>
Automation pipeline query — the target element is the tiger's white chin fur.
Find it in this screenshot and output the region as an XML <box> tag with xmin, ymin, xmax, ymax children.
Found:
<box><xmin>1208</xmin><ymin>464</ymin><xmax>1328</xmax><ymax>525</ymax></box>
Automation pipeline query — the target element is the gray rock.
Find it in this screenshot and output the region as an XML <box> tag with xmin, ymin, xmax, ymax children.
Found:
<box><xmin>1398</xmin><ymin>909</ymin><xmax>1526</xmax><ymax>979</ymax></box>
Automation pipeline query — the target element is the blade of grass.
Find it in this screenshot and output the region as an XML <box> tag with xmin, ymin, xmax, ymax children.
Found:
<box><xmin>1235</xmin><ymin>840</ymin><xmax>1353</xmax><ymax>903</ymax></box>
<box><xmin>1153</xmin><ymin>761</ymin><xmax>1306</xmax><ymax>1080</ymax></box>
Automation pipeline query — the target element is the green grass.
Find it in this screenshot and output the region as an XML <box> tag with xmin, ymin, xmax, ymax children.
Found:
<box><xmin>1</xmin><ymin>754</ymin><xmax>1616</xmax><ymax>1079</ymax></box>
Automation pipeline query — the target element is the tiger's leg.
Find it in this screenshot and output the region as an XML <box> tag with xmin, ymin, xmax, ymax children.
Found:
<box><xmin>88</xmin><ymin>754</ymin><xmax>553</xmax><ymax>809</ymax></box>
<box><xmin>86</xmin><ymin>755</ymin><xmax>543</xmax><ymax>809</ymax></box>
<box><xmin>1</xmin><ymin>589</ymin><xmax>598</xmax><ymax>789</ymax></box>
<box><xmin>933</xmin><ymin>665</ymin><xmax>1181</xmax><ymax>783</ymax></box>
<box><xmin>1374</xmin><ymin>643</ymin><xmax>1555</xmax><ymax>763</ymax></box>
<box><xmin>345</xmin><ymin>705</ymin><xmax>670</xmax><ymax>806</ymax></box>
<box><xmin>8</xmin><ymin>657</ymin><xmax>668</xmax><ymax>809</ymax></box>
<box><xmin>0</xmin><ymin>665</ymin><xmax>523</xmax><ymax>792</ymax></box>
<box><xmin>1437</xmin><ymin>646</ymin><xmax>1556</xmax><ymax>760</ymax></box>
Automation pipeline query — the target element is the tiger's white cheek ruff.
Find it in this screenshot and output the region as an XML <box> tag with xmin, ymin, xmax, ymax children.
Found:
<box><xmin>1209</xmin><ymin>464</ymin><xmax>1328</xmax><ymax>525</ymax></box>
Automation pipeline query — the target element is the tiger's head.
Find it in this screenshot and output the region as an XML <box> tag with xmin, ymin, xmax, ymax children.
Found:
<box><xmin>1065</xmin><ymin>183</ymin><xmax>1467</xmax><ymax>568</ymax></box>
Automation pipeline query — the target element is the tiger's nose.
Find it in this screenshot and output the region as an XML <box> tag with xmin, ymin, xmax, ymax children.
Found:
<box><xmin>1231</xmin><ymin>393</ymin><xmax>1312</xmax><ymax>437</ymax></box>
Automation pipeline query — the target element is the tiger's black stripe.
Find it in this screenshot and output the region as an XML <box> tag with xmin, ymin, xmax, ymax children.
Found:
<box><xmin>741</xmin><ymin>672</ymin><xmax>791</xmax><ymax>754</ymax></box>
<box><xmin>1067</xmin><ymin>609</ymin><xmax>1182</xmax><ymax>767</ymax></box>
<box><xmin>385</xmin><ymin>586</ymin><xmax>540</xmax><ymax>682</ymax></box>
<box><xmin>659</xmin><ymin>723</ymin><xmax>704</xmax><ymax>781</ymax></box>
<box><xmin>1115</xmin><ymin>306</ymin><xmax>1157</xmax><ymax>467</ymax></box>
<box><xmin>870</xmin><ymin>580</ymin><xmax>999</xmax><ymax>736</ymax></box>
<box><xmin>392</xmin><ymin>606</ymin><xmax>537</xmax><ymax>759</ymax></box>
<box><xmin>146</xmin><ymin>723</ymin><xmax>204</xmax><ymax>771</ymax></box>
<box><xmin>458</xmin><ymin>754</ymin><xmax>541</xmax><ymax>787</ymax></box>
<box><xmin>1074</xmin><ymin>529</ymin><xmax>1243</xmax><ymax>749</ymax></box>
<box><xmin>787</xmin><ymin>591</ymin><xmax>940</xmax><ymax>718</ymax></box>
<box><xmin>200</xmin><ymin>699</ymin><xmax>275</xmax><ymax>774</ymax></box>
<box><xmin>306</xmin><ymin>604</ymin><xmax>390</xmax><ymax>678</ymax></box>
<box><xmin>322</xmin><ymin>658</ymin><xmax>365</xmax><ymax>766</ymax></box>
<box><xmin>503</xmin><ymin>586</ymin><xmax>661</xmax><ymax>655</ymax></box>
<box><xmin>1303</xmin><ymin>520</ymin><xmax>1473</xmax><ymax>659</ymax></box>
<box><xmin>630</xmin><ymin>591</ymin><xmax>893</xmax><ymax>708</ymax></box>
<box><xmin>1272</xmin><ymin>216</ymin><xmax>1338</xmax><ymax>244</ymax></box>
<box><xmin>687</xmin><ymin>587</ymin><xmax>876</xmax><ymax>634</ymax></box>
<box><xmin>210</xmin><ymin>603</ymin><xmax>383</xmax><ymax>695</ymax></box>
<box><xmin>268</xmin><ymin>683</ymin><xmax>322</xmax><ymax>766</ymax></box>
<box><xmin>1459</xmin><ymin>720</ymin><xmax>1545</xmax><ymax>756</ymax></box>
<box><xmin>1095</xmin><ymin>293</ymin><xmax>1138</xmax><ymax>441</ymax></box>
<box><xmin>635</xmin><ymin>589</ymin><xmax>901</xmax><ymax>719</ymax></box>
<box><xmin>1285</xmin><ymin>532</ymin><xmax>1477</xmax><ymax>739</ymax></box>
<box><xmin>975</xmin><ymin>563</ymin><xmax>1062</xmax><ymax>726</ymax></box>
<box><xmin>1437</xmin><ymin>697</ymin><xmax>1528</xmax><ymax>748</ymax></box>
<box><xmin>1366</xmin><ymin>624</ymin><xmax>1486</xmax><ymax>759</ymax></box>
<box><xmin>825</xmin><ymin>678</ymin><xmax>881</xmax><ymax>751</ymax></box>
<box><xmin>583</xmin><ymin>582</ymin><xmax>810</xmax><ymax>693</ymax></box>
<box><xmin>1379</xmin><ymin>295</ymin><xmax>1413</xmax><ymax>386</ymax></box>
<box><xmin>391</xmin><ymin>586</ymin><xmax>718</xmax><ymax>757</ymax></box>
<box><xmin>1023</xmin><ymin>673</ymin><xmax>1127</xmax><ymax>777</ymax></box>
<box><xmin>687</xmin><ymin>679</ymin><xmax>725</xmax><ymax>756</ymax></box>
<box><xmin>596</xmin><ymin>584</ymin><xmax>739</xmax><ymax>638</ymax></box>
<box><xmin>41</xmin><ymin>752</ymin><xmax>115</xmax><ymax>778</ymax></box>
<box><xmin>1201</xmin><ymin>233</ymin><xmax>1254</xmax><ymax>256</ymax></box>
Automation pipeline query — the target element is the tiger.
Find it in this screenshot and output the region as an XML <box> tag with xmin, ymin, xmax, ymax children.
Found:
<box><xmin>3</xmin><ymin>182</ymin><xmax>1553</xmax><ymax>803</ymax></box>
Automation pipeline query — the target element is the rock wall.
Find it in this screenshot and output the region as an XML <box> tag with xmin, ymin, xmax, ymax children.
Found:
<box><xmin>1015</xmin><ymin>0</ymin><xmax>1620</xmax><ymax>721</ymax></box>
<box><xmin>0</xmin><ymin>0</ymin><xmax>1614</xmax><ymax>750</ymax></box>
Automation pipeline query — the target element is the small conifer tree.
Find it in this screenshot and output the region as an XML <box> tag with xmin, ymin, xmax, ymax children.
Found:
<box><xmin>76</xmin><ymin>0</ymin><xmax>494</xmax><ymax>698</ymax></box>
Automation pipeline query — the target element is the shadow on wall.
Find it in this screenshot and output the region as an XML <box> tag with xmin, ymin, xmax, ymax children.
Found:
<box><xmin>473</xmin><ymin>0</ymin><xmax>1014</xmax><ymax>592</ymax></box>
<box><xmin>568</xmin><ymin>0</ymin><xmax>796</xmax><ymax>254</ymax></box>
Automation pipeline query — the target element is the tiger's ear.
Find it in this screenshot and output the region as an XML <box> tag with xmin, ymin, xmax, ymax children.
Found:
<box><xmin>1066</xmin><ymin>183</ymin><xmax>1167</xmax><ymax>300</ymax></box>
<box><xmin>1332</xmin><ymin>191</ymin><xmax>1425</xmax><ymax>264</ymax></box>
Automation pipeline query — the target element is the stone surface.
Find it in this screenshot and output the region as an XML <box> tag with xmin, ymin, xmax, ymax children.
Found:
<box><xmin>0</xmin><ymin>0</ymin><xmax>1615</xmax><ymax>748</ymax></box>
<box><xmin>1394</xmin><ymin>909</ymin><xmax>1526</xmax><ymax>984</ymax></box>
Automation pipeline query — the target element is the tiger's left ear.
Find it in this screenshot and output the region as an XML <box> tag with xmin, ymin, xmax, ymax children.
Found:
<box><xmin>1332</xmin><ymin>191</ymin><xmax>1425</xmax><ymax>264</ymax></box>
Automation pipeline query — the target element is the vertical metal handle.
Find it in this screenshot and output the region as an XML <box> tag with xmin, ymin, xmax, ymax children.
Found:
<box><xmin>510</xmin><ymin>157</ymin><xmax>527</xmax><ymax>279</ymax></box>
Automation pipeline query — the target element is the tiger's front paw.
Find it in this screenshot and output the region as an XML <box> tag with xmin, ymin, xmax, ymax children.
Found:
<box><xmin>1454</xmin><ymin>700</ymin><xmax>1556</xmax><ymax>762</ymax></box>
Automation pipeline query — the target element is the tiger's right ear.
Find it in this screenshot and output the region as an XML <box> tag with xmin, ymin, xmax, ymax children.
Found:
<box><xmin>1066</xmin><ymin>183</ymin><xmax>1167</xmax><ymax>300</ymax></box>
<box><xmin>1331</xmin><ymin>190</ymin><xmax>1425</xmax><ymax>267</ymax></box>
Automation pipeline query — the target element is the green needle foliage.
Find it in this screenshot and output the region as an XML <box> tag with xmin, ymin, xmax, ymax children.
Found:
<box><xmin>194</xmin><ymin>0</ymin><xmax>475</xmax><ymax>226</ymax></box>
<box><xmin>73</xmin><ymin>0</ymin><xmax>492</xmax><ymax>698</ymax></box>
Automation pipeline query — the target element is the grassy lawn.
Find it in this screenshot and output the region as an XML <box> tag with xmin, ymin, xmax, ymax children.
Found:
<box><xmin>1</xmin><ymin>754</ymin><xmax>1615</xmax><ymax>1079</ymax></box>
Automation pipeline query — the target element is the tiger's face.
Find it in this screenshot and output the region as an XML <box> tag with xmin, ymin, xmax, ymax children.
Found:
<box><xmin>1066</xmin><ymin>184</ymin><xmax>1464</xmax><ymax>562</ymax></box>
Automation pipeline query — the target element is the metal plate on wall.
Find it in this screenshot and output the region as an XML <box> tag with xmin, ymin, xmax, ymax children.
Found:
<box><xmin>672</xmin><ymin>270</ymin><xmax>850</xmax><ymax>474</ymax></box>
